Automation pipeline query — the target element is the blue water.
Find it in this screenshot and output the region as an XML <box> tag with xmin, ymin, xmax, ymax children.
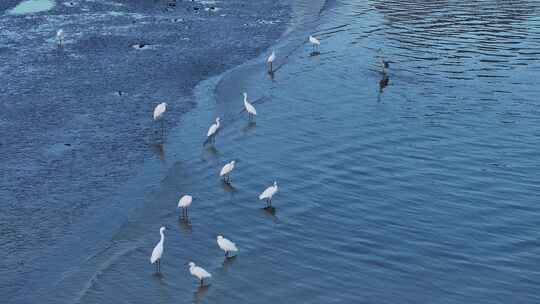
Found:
<box><xmin>2</xmin><ymin>0</ymin><xmax>540</xmax><ymax>303</ymax></box>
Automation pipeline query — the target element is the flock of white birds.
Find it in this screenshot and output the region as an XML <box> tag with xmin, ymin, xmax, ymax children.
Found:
<box><xmin>55</xmin><ymin>28</ymin><xmax>320</xmax><ymax>287</ymax></box>
<box><xmin>148</xmin><ymin>35</ymin><xmax>320</xmax><ymax>286</ymax></box>
<box><xmin>150</xmin><ymin>89</ymin><xmax>282</xmax><ymax>285</ymax></box>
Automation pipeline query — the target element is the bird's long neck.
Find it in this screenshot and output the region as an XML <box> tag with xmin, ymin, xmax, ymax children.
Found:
<box><xmin>159</xmin><ymin>231</ymin><xmax>164</xmax><ymax>244</ymax></box>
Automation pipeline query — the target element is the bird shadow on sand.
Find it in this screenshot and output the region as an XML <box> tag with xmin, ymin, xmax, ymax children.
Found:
<box><xmin>194</xmin><ymin>285</ymin><xmax>210</xmax><ymax>304</ymax></box>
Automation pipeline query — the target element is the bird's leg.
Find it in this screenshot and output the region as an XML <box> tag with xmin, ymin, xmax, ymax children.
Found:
<box><xmin>200</xmin><ymin>279</ymin><xmax>203</xmax><ymax>286</ymax></box>
<box><xmin>161</xmin><ymin>119</ymin><xmax>165</xmax><ymax>141</ymax></box>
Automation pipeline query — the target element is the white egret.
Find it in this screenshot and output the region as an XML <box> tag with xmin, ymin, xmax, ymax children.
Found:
<box><xmin>150</xmin><ymin>226</ymin><xmax>166</xmax><ymax>273</ymax></box>
<box><xmin>309</xmin><ymin>35</ymin><xmax>320</xmax><ymax>53</ymax></box>
<box><xmin>153</xmin><ymin>102</ymin><xmax>167</xmax><ymax>120</ymax></box>
<box><xmin>153</xmin><ymin>102</ymin><xmax>167</xmax><ymax>139</ymax></box>
<box><xmin>220</xmin><ymin>160</ymin><xmax>235</xmax><ymax>183</ymax></box>
<box><xmin>206</xmin><ymin>117</ymin><xmax>220</xmax><ymax>144</ymax></box>
<box><xmin>56</xmin><ymin>29</ymin><xmax>65</xmax><ymax>48</ymax></box>
<box><xmin>217</xmin><ymin>235</ymin><xmax>238</xmax><ymax>257</ymax></box>
<box><xmin>188</xmin><ymin>262</ymin><xmax>212</xmax><ymax>286</ymax></box>
<box><xmin>243</xmin><ymin>92</ymin><xmax>257</xmax><ymax>120</ymax></box>
<box><xmin>267</xmin><ymin>50</ymin><xmax>275</xmax><ymax>73</ymax></box>
<box><xmin>178</xmin><ymin>195</ymin><xmax>193</xmax><ymax>219</ymax></box>
<box><xmin>259</xmin><ymin>181</ymin><xmax>278</xmax><ymax>207</ymax></box>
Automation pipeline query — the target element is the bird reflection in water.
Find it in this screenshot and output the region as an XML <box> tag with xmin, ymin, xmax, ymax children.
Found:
<box><xmin>261</xmin><ymin>206</ymin><xmax>278</xmax><ymax>223</ymax></box>
<box><xmin>222</xmin><ymin>255</ymin><xmax>237</xmax><ymax>270</ymax></box>
<box><xmin>243</xmin><ymin>121</ymin><xmax>257</xmax><ymax>133</ymax></box>
<box><xmin>151</xmin><ymin>143</ymin><xmax>165</xmax><ymax>161</ymax></box>
<box><xmin>221</xmin><ymin>180</ymin><xmax>236</xmax><ymax>193</ymax></box>
<box><xmin>379</xmin><ymin>59</ymin><xmax>390</xmax><ymax>93</ymax></box>
<box><xmin>178</xmin><ymin>218</ymin><xmax>192</xmax><ymax>233</ymax></box>
<box><xmin>193</xmin><ymin>285</ymin><xmax>210</xmax><ymax>304</ymax></box>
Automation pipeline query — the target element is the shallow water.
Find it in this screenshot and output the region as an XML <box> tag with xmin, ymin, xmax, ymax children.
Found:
<box><xmin>0</xmin><ymin>0</ymin><xmax>289</xmax><ymax>302</ymax></box>
<box><xmin>8</xmin><ymin>0</ymin><xmax>54</xmax><ymax>15</ymax></box>
<box><xmin>3</xmin><ymin>0</ymin><xmax>540</xmax><ymax>303</ymax></box>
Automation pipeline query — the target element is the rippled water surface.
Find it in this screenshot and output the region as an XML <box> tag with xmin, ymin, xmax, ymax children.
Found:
<box><xmin>4</xmin><ymin>0</ymin><xmax>540</xmax><ymax>303</ymax></box>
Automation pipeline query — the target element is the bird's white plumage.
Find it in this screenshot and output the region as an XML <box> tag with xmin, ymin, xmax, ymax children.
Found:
<box><xmin>189</xmin><ymin>262</ymin><xmax>212</xmax><ymax>280</ymax></box>
<box><xmin>267</xmin><ymin>50</ymin><xmax>275</xmax><ymax>63</ymax></box>
<box><xmin>309</xmin><ymin>35</ymin><xmax>320</xmax><ymax>45</ymax></box>
<box><xmin>153</xmin><ymin>102</ymin><xmax>167</xmax><ymax>120</ymax></box>
<box><xmin>56</xmin><ymin>29</ymin><xmax>64</xmax><ymax>45</ymax></box>
<box><xmin>243</xmin><ymin>93</ymin><xmax>257</xmax><ymax>116</ymax></box>
<box><xmin>220</xmin><ymin>160</ymin><xmax>235</xmax><ymax>177</ymax></box>
<box><xmin>207</xmin><ymin>117</ymin><xmax>220</xmax><ymax>137</ymax></box>
<box><xmin>259</xmin><ymin>181</ymin><xmax>278</xmax><ymax>200</ymax></box>
<box><xmin>150</xmin><ymin>227</ymin><xmax>166</xmax><ymax>264</ymax></box>
<box><xmin>178</xmin><ymin>195</ymin><xmax>192</xmax><ymax>208</ymax></box>
<box><xmin>217</xmin><ymin>235</ymin><xmax>238</xmax><ymax>253</ymax></box>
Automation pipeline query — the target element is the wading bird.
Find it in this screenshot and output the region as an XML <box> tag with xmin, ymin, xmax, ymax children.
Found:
<box><xmin>217</xmin><ymin>235</ymin><xmax>238</xmax><ymax>257</ymax></box>
<box><xmin>56</xmin><ymin>29</ymin><xmax>65</xmax><ymax>48</ymax></box>
<box><xmin>243</xmin><ymin>92</ymin><xmax>257</xmax><ymax>120</ymax></box>
<box><xmin>309</xmin><ymin>35</ymin><xmax>320</xmax><ymax>54</ymax></box>
<box><xmin>178</xmin><ymin>195</ymin><xmax>193</xmax><ymax>219</ymax></box>
<box><xmin>188</xmin><ymin>262</ymin><xmax>212</xmax><ymax>286</ymax></box>
<box><xmin>220</xmin><ymin>160</ymin><xmax>235</xmax><ymax>184</ymax></box>
<box><xmin>206</xmin><ymin>117</ymin><xmax>220</xmax><ymax>144</ymax></box>
<box><xmin>153</xmin><ymin>102</ymin><xmax>167</xmax><ymax>139</ymax></box>
<box><xmin>259</xmin><ymin>181</ymin><xmax>279</xmax><ymax>207</ymax></box>
<box><xmin>150</xmin><ymin>226</ymin><xmax>166</xmax><ymax>273</ymax></box>
<box><xmin>267</xmin><ymin>50</ymin><xmax>275</xmax><ymax>74</ymax></box>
